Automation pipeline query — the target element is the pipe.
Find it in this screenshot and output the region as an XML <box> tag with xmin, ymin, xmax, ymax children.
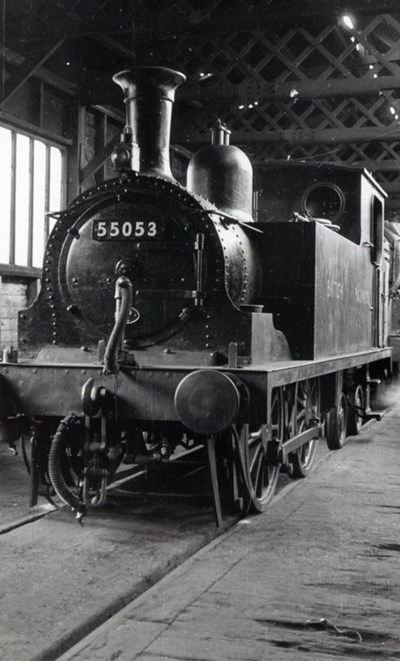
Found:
<box><xmin>113</xmin><ymin>66</ymin><xmax>186</xmax><ymax>179</ymax></box>
<box><xmin>103</xmin><ymin>276</ymin><xmax>133</xmax><ymax>375</ymax></box>
<box><xmin>48</xmin><ymin>413</ymin><xmax>83</xmax><ymax>513</ymax></box>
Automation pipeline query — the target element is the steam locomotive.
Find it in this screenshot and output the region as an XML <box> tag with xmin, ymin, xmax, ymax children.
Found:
<box><xmin>0</xmin><ymin>66</ymin><xmax>397</xmax><ymax>524</ymax></box>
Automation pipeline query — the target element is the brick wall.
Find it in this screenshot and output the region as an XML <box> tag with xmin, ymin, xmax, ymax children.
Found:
<box><xmin>0</xmin><ymin>277</ymin><xmax>28</xmax><ymax>351</ymax></box>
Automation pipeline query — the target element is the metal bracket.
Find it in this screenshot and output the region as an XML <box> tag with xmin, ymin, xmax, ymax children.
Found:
<box><xmin>81</xmin><ymin>378</ymin><xmax>108</xmax><ymax>416</ymax></box>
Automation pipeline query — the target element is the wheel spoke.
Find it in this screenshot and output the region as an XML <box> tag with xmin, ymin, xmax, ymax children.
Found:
<box><xmin>289</xmin><ymin>379</ymin><xmax>319</xmax><ymax>478</ymax></box>
<box><xmin>249</xmin><ymin>440</ymin><xmax>262</xmax><ymax>473</ymax></box>
<box><xmin>231</xmin><ymin>389</ymin><xmax>283</xmax><ymax>513</ymax></box>
<box><xmin>250</xmin><ymin>446</ymin><xmax>263</xmax><ymax>494</ymax></box>
<box><xmin>347</xmin><ymin>385</ymin><xmax>364</xmax><ymax>436</ymax></box>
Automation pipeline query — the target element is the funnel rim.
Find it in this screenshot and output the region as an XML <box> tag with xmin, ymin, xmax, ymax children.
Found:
<box><xmin>113</xmin><ymin>66</ymin><xmax>186</xmax><ymax>86</ymax></box>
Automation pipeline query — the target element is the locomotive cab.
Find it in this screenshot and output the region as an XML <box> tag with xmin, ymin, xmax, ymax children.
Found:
<box><xmin>253</xmin><ymin>163</ymin><xmax>387</xmax><ymax>359</ymax></box>
<box><xmin>255</xmin><ymin>162</ymin><xmax>384</xmax><ymax>248</ymax></box>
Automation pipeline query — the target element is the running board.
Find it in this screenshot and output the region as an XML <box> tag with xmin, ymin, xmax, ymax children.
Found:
<box><xmin>363</xmin><ymin>409</ymin><xmax>385</xmax><ymax>422</ymax></box>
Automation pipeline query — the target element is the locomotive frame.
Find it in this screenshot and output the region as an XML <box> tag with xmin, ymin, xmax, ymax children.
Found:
<box><xmin>0</xmin><ymin>346</ymin><xmax>391</xmax><ymax>524</ymax></box>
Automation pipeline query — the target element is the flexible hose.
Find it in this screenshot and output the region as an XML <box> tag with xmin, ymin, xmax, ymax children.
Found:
<box><xmin>48</xmin><ymin>413</ymin><xmax>82</xmax><ymax>512</ymax></box>
<box><xmin>103</xmin><ymin>276</ymin><xmax>133</xmax><ymax>375</ymax></box>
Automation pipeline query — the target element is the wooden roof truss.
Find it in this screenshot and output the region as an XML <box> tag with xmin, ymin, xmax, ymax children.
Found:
<box><xmin>2</xmin><ymin>0</ymin><xmax>400</xmax><ymax>204</ymax></box>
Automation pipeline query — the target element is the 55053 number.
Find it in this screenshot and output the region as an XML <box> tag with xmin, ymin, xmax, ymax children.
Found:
<box><xmin>93</xmin><ymin>219</ymin><xmax>162</xmax><ymax>240</ymax></box>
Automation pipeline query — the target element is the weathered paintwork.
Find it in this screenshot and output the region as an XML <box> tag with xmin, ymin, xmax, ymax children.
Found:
<box><xmin>0</xmin><ymin>347</ymin><xmax>391</xmax><ymax>422</ymax></box>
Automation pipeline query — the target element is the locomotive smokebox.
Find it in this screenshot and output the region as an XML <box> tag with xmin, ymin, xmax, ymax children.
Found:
<box><xmin>113</xmin><ymin>66</ymin><xmax>186</xmax><ymax>179</ymax></box>
<box><xmin>187</xmin><ymin>120</ymin><xmax>254</xmax><ymax>223</ymax></box>
<box><xmin>174</xmin><ymin>370</ymin><xmax>247</xmax><ymax>434</ymax></box>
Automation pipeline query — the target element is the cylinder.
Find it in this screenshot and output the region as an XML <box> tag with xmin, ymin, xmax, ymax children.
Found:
<box><xmin>113</xmin><ymin>67</ymin><xmax>186</xmax><ymax>179</ymax></box>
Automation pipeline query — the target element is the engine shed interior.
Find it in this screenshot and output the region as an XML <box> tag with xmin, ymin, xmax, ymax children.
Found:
<box><xmin>2</xmin><ymin>6</ymin><xmax>400</xmax><ymax>660</ymax></box>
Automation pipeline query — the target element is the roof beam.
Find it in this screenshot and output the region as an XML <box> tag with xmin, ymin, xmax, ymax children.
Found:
<box><xmin>133</xmin><ymin>3</ymin><xmax>400</xmax><ymax>40</ymax></box>
<box><xmin>0</xmin><ymin>39</ymin><xmax>65</xmax><ymax>105</ymax></box>
<box><xmin>380</xmin><ymin>182</ymin><xmax>400</xmax><ymax>192</ymax></box>
<box><xmin>182</xmin><ymin>74</ymin><xmax>400</xmax><ymax>104</ymax></box>
<box><xmin>2</xmin><ymin>1</ymin><xmax>136</xmax><ymax>65</ymax></box>
<box><xmin>253</xmin><ymin>159</ymin><xmax>400</xmax><ymax>173</ymax></box>
<box><xmin>351</xmin><ymin>160</ymin><xmax>400</xmax><ymax>171</ymax></box>
<box><xmin>0</xmin><ymin>44</ymin><xmax>76</xmax><ymax>95</ymax></box>
<box><xmin>94</xmin><ymin>34</ymin><xmax>135</xmax><ymax>62</ymax></box>
<box><xmin>175</xmin><ymin>125</ymin><xmax>400</xmax><ymax>145</ymax></box>
<box><xmin>0</xmin><ymin>111</ymin><xmax>73</xmax><ymax>146</ymax></box>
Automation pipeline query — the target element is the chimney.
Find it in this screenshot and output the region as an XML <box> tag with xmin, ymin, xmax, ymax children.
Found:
<box><xmin>113</xmin><ymin>66</ymin><xmax>186</xmax><ymax>179</ymax></box>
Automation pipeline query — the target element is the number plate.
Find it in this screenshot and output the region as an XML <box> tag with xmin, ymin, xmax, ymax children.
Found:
<box><xmin>93</xmin><ymin>218</ymin><xmax>164</xmax><ymax>241</ymax></box>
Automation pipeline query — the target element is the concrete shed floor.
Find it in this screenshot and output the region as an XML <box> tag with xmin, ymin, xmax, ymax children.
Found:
<box><xmin>1</xmin><ymin>400</ymin><xmax>399</xmax><ymax>661</ymax></box>
<box><xmin>58</xmin><ymin>409</ymin><xmax>400</xmax><ymax>661</ymax></box>
<box><xmin>0</xmin><ymin>445</ymin><xmax>237</xmax><ymax>661</ymax></box>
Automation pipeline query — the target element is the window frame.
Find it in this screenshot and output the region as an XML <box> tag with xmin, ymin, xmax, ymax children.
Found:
<box><xmin>0</xmin><ymin>121</ymin><xmax>67</xmax><ymax>278</ymax></box>
<box><xmin>371</xmin><ymin>194</ymin><xmax>384</xmax><ymax>267</ymax></box>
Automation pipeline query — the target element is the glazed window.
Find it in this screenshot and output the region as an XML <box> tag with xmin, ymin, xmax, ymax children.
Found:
<box><xmin>371</xmin><ymin>195</ymin><xmax>383</xmax><ymax>266</ymax></box>
<box><xmin>302</xmin><ymin>183</ymin><xmax>345</xmax><ymax>223</ymax></box>
<box><xmin>0</xmin><ymin>125</ymin><xmax>65</xmax><ymax>268</ymax></box>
